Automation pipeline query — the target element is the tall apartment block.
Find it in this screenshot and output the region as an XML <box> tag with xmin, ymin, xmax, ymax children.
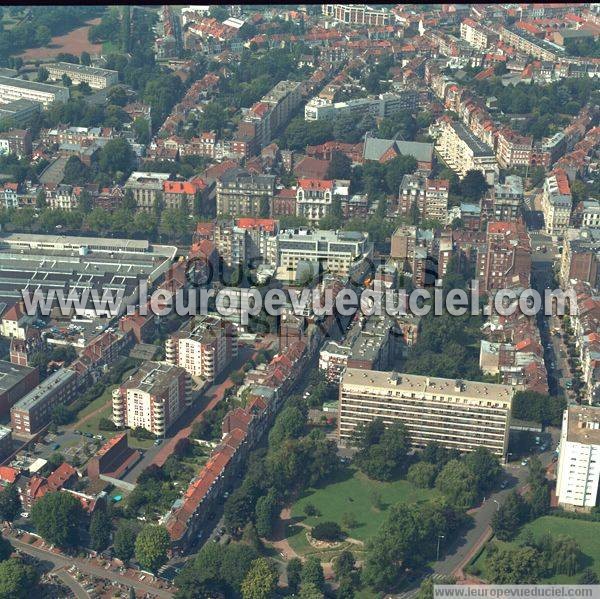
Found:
<box><xmin>339</xmin><ymin>368</ymin><xmax>514</xmax><ymax>459</ymax></box>
<box><xmin>0</xmin><ymin>76</ymin><xmax>69</xmax><ymax>107</ymax></box>
<box><xmin>556</xmin><ymin>406</ymin><xmax>600</xmax><ymax>511</ymax></box>
<box><xmin>46</xmin><ymin>63</ymin><xmax>119</xmax><ymax>90</ymax></box>
<box><xmin>165</xmin><ymin>316</ymin><xmax>238</xmax><ymax>383</ymax></box>
<box><xmin>322</xmin><ymin>4</ymin><xmax>390</xmax><ymax>26</ymax></box>
<box><xmin>11</xmin><ymin>368</ymin><xmax>78</xmax><ymax>435</ymax></box>
<box><xmin>112</xmin><ymin>361</ymin><xmax>191</xmax><ymax>436</ymax></box>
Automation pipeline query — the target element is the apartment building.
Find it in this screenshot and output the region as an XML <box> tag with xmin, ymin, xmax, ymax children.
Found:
<box><xmin>496</xmin><ymin>129</ymin><xmax>533</xmax><ymax>169</ymax></box>
<box><xmin>500</xmin><ymin>25</ymin><xmax>564</xmax><ymax>62</ymax></box>
<box><xmin>244</xmin><ymin>80</ymin><xmax>303</xmax><ymax>150</ymax></box>
<box><xmin>0</xmin><ymin>100</ymin><xmax>40</xmax><ymax>127</ymax></box>
<box><xmin>235</xmin><ymin>218</ymin><xmax>279</xmax><ymax>265</ymax></box>
<box><xmin>491</xmin><ymin>175</ymin><xmax>524</xmax><ymax>222</ymax></box>
<box><xmin>305</xmin><ymin>91</ymin><xmax>422</xmax><ymax>122</ymax></box>
<box><xmin>215</xmin><ymin>168</ymin><xmax>275</xmax><ymax>218</ymax></box>
<box><xmin>11</xmin><ymin>368</ymin><xmax>78</xmax><ymax>436</ymax></box>
<box><xmin>556</xmin><ymin>406</ymin><xmax>600</xmax><ymax>511</ymax></box>
<box><xmin>478</xmin><ymin>221</ymin><xmax>532</xmax><ymax>293</ymax></box>
<box><xmin>319</xmin><ymin>314</ymin><xmax>401</xmax><ymax>383</ymax></box>
<box><xmin>338</xmin><ymin>369</ymin><xmax>513</xmax><ymax>459</ymax></box>
<box><xmin>390</xmin><ymin>225</ymin><xmax>438</xmax><ymax>287</ymax></box>
<box><xmin>0</xmin><ymin>76</ymin><xmax>69</xmax><ymax>108</ymax></box>
<box><xmin>124</xmin><ymin>171</ymin><xmax>171</xmax><ymax>212</ymax></box>
<box><xmin>397</xmin><ymin>174</ymin><xmax>449</xmax><ymax>223</ymax></box>
<box><xmin>296</xmin><ymin>178</ymin><xmax>334</xmax><ymax>224</ymax></box>
<box><xmin>276</xmin><ymin>229</ymin><xmax>372</xmax><ymax>282</ymax></box>
<box><xmin>0</xmin><ymin>129</ymin><xmax>32</xmax><ymax>159</ymax></box>
<box><xmin>435</xmin><ymin>119</ymin><xmax>498</xmax><ymax>185</ymax></box>
<box><xmin>460</xmin><ymin>18</ymin><xmax>497</xmax><ymax>50</ymax></box>
<box><xmin>542</xmin><ymin>169</ymin><xmax>572</xmax><ymax>236</ymax></box>
<box><xmin>560</xmin><ymin>228</ymin><xmax>600</xmax><ymax>289</ymax></box>
<box><xmin>0</xmin><ymin>360</ymin><xmax>39</xmax><ymax>418</ymax></box>
<box><xmin>165</xmin><ymin>315</ymin><xmax>237</xmax><ymax>383</ymax></box>
<box><xmin>163</xmin><ymin>180</ymin><xmax>202</xmax><ymax>212</ymax></box>
<box><xmin>46</xmin><ymin>63</ymin><xmax>119</xmax><ymax>90</ymax></box>
<box><xmin>0</xmin><ymin>426</ymin><xmax>12</xmax><ymax>460</ymax></box>
<box><xmin>322</xmin><ymin>4</ymin><xmax>390</xmax><ymax>25</ymax></box>
<box><xmin>112</xmin><ymin>361</ymin><xmax>191</xmax><ymax>436</ymax></box>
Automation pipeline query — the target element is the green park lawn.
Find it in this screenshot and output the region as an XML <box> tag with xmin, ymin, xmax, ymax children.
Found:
<box><xmin>471</xmin><ymin>516</ymin><xmax>600</xmax><ymax>583</ymax></box>
<box><xmin>289</xmin><ymin>466</ymin><xmax>438</xmax><ymax>546</ymax></box>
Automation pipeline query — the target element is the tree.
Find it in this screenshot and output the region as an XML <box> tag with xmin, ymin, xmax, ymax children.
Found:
<box><xmin>464</xmin><ymin>447</ymin><xmax>502</xmax><ymax>494</ymax></box>
<box><xmin>407</xmin><ymin>462</ymin><xmax>437</xmax><ymax>489</ymax></box>
<box><xmin>108</xmin><ymin>85</ymin><xmax>129</xmax><ymax>107</ymax></box>
<box><xmin>240</xmin><ymin>557</ymin><xmax>278</xmax><ymax>599</ymax></box>
<box><xmin>135</xmin><ymin>525</ymin><xmax>170</xmax><ymax>572</ymax></box>
<box><xmin>327</xmin><ymin>151</ymin><xmax>352</xmax><ymax>180</ymax></box>
<box><xmin>89</xmin><ymin>507</ymin><xmax>112</xmax><ymax>552</ymax></box>
<box><xmin>486</xmin><ymin>546</ymin><xmax>541</xmax><ymax>584</ymax></box>
<box><xmin>459</xmin><ymin>170</ymin><xmax>488</xmax><ymax>202</ymax></box>
<box><xmin>30</xmin><ymin>491</ymin><xmax>83</xmax><ymax>548</ymax></box>
<box><xmin>34</xmin><ymin>25</ymin><xmax>51</xmax><ymax>47</ymax></box>
<box><xmin>333</xmin><ymin>550</ymin><xmax>355</xmax><ymax>580</ymax></box>
<box><xmin>299</xmin><ymin>582</ymin><xmax>325</xmax><ymax>599</ymax></box>
<box><xmin>0</xmin><ymin>484</ymin><xmax>21</xmax><ymax>523</ymax></box>
<box><xmin>511</xmin><ymin>391</ymin><xmax>565</xmax><ymax>426</ymax></box>
<box><xmin>435</xmin><ymin>460</ymin><xmax>478</xmax><ymax>510</ymax></box>
<box><xmin>268</xmin><ymin>406</ymin><xmax>305</xmax><ymax>447</ymax></box>
<box><xmin>301</xmin><ymin>557</ymin><xmax>325</xmax><ymax>591</ymax></box>
<box><xmin>384</xmin><ymin>154</ymin><xmax>418</xmax><ymax>194</ymax></box>
<box><xmin>37</xmin><ymin>66</ymin><xmax>49</xmax><ymax>83</ymax></box>
<box><xmin>0</xmin><ymin>537</ymin><xmax>12</xmax><ymax>562</ymax></box>
<box><xmin>311</xmin><ymin>521</ymin><xmax>343</xmax><ymax>542</ymax></box>
<box><xmin>552</xmin><ymin>535</ymin><xmax>582</xmax><ymax>576</ymax></box>
<box><xmin>61</xmin><ymin>74</ymin><xmax>72</xmax><ymax>87</ymax></box>
<box><xmin>579</xmin><ymin>569</ymin><xmax>599</xmax><ymax>584</ymax></box>
<box><xmin>353</xmin><ymin>419</ymin><xmax>410</xmax><ymax>481</ymax></box>
<box><xmin>492</xmin><ymin>491</ymin><xmax>528</xmax><ymax>541</ymax></box>
<box><xmin>287</xmin><ymin>558</ymin><xmax>303</xmax><ymax>594</ymax></box>
<box><xmin>254</xmin><ymin>490</ymin><xmax>277</xmax><ymax>538</ymax></box>
<box><xmin>0</xmin><ymin>559</ymin><xmax>39</xmax><ymax>599</ymax></box>
<box><xmin>242</xmin><ymin>522</ymin><xmax>263</xmax><ymax>552</ymax></box>
<box><xmin>98</xmin><ymin>137</ymin><xmax>135</xmax><ymax>179</ymax></box>
<box><xmin>133</xmin><ymin>117</ymin><xmax>150</xmax><ymax>145</ymax></box>
<box><xmin>114</xmin><ymin>521</ymin><xmax>138</xmax><ymax>563</ymax></box>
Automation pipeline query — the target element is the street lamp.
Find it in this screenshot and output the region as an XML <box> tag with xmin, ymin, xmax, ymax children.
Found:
<box><xmin>437</xmin><ymin>534</ymin><xmax>445</xmax><ymax>561</ymax></box>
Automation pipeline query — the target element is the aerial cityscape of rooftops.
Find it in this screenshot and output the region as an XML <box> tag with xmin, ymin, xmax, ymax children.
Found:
<box><xmin>0</xmin><ymin>2</ymin><xmax>600</xmax><ymax>598</ymax></box>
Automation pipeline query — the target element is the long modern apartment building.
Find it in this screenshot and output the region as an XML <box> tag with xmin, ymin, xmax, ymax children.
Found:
<box><xmin>322</xmin><ymin>4</ymin><xmax>390</xmax><ymax>26</ymax></box>
<box><xmin>165</xmin><ymin>315</ymin><xmax>238</xmax><ymax>383</ymax></box>
<box><xmin>556</xmin><ymin>406</ymin><xmax>600</xmax><ymax>511</ymax></box>
<box><xmin>339</xmin><ymin>368</ymin><xmax>514</xmax><ymax>459</ymax></box>
<box><xmin>435</xmin><ymin>118</ymin><xmax>498</xmax><ymax>185</ymax></box>
<box><xmin>276</xmin><ymin>229</ymin><xmax>372</xmax><ymax>282</ymax></box>
<box><xmin>11</xmin><ymin>368</ymin><xmax>78</xmax><ymax>435</ymax></box>
<box><xmin>112</xmin><ymin>361</ymin><xmax>191</xmax><ymax>436</ymax></box>
<box><xmin>0</xmin><ymin>76</ymin><xmax>69</xmax><ymax>108</ymax></box>
<box><xmin>46</xmin><ymin>62</ymin><xmax>119</xmax><ymax>90</ymax></box>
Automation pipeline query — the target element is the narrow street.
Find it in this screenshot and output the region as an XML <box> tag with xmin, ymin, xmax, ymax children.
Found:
<box><xmin>4</xmin><ymin>533</ymin><xmax>174</xmax><ymax>598</ymax></box>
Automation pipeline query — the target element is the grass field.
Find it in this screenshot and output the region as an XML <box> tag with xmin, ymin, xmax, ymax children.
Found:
<box><xmin>290</xmin><ymin>467</ymin><xmax>438</xmax><ymax>544</ymax></box>
<box><xmin>471</xmin><ymin>516</ymin><xmax>600</xmax><ymax>583</ymax></box>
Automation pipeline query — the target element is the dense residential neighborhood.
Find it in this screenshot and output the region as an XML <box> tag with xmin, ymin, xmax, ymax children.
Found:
<box><xmin>0</xmin><ymin>3</ymin><xmax>598</xmax><ymax>598</ymax></box>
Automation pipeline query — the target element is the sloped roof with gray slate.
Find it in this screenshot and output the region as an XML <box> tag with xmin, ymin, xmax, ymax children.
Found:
<box><xmin>363</xmin><ymin>137</ymin><xmax>433</xmax><ymax>163</ymax></box>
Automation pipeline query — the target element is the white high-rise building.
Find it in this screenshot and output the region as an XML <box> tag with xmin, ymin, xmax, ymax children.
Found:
<box><xmin>556</xmin><ymin>406</ymin><xmax>600</xmax><ymax>511</ymax></box>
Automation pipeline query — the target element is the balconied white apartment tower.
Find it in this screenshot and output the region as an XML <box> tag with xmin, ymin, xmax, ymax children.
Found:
<box><xmin>556</xmin><ymin>406</ymin><xmax>600</xmax><ymax>511</ymax></box>
<box><xmin>339</xmin><ymin>369</ymin><xmax>514</xmax><ymax>460</ymax></box>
